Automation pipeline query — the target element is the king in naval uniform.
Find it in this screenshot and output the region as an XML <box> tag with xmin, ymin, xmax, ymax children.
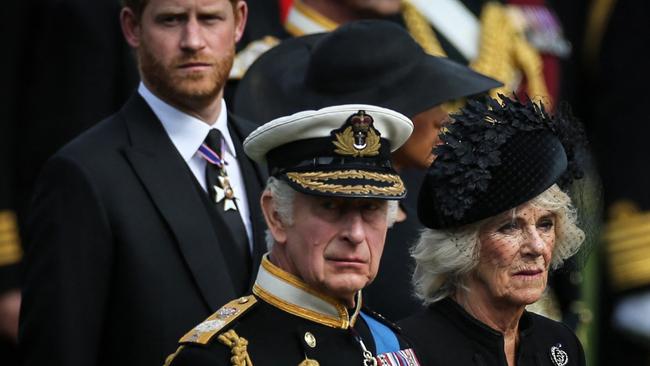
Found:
<box><xmin>165</xmin><ymin>105</ymin><xmax>421</xmax><ymax>366</ymax></box>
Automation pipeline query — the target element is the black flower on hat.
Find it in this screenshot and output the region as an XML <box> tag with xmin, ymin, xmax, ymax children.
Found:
<box><xmin>419</xmin><ymin>94</ymin><xmax>586</xmax><ymax>229</ymax></box>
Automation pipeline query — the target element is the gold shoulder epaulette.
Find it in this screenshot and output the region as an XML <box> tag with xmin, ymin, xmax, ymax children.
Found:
<box><xmin>229</xmin><ymin>36</ymin><xmax>280</xmax><ymax>80</ymax></box>
<box><xmin>0</xmin><ymin>210</ymin><xmax>23</xmax><ymax>266</ymax></box>
<box><xmin>179</xmin><ymin>295</ymin><xmax>257</xmax><ymax>345</ymax></box>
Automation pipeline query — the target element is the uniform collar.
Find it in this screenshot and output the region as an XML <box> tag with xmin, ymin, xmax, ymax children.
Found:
<box><xmin>284</xmin><ymin>0</ymin><xmax>338</xmax><ymax>36</ymax></box>
<box><xmin>138</xmin><ymin>82</ymin><xmax>237</xmax><ymax>162</ymax></box>
<box><xmin>253</xmin><ymin>254</ymin><xmax>362</xmax><ymax>329</ymax></box>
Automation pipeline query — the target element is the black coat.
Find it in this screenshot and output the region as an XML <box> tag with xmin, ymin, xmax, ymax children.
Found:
<box><xmin>399</xmin><ymin>298</ymin><xmax>586</xmax><ymax>366</ymax></box>
<box><xmin>19</xmin><ymin>94</ymin><xmax>267</xmax><ymax>366</ymax></box>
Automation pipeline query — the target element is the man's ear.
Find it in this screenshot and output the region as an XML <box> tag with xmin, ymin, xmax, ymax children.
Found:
<box><xmin>233</xmin><ymin>0</ymin><xmax>248</xmax><ymax>43</ymax></box>
<box><xmin>120</xmin><ymin>7</ymin><xmax>141</xmax><ymax>48</ymax></box>
<box><xmin>261</xmin><ymin>191</ymin><xmax>287</xmax><ymax>245</ymax></box>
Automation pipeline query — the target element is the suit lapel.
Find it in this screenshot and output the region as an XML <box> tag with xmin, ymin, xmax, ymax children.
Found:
<box><xmin>228</xmin><ymin>113</ymin><xmax>268</xmax><ymax>284</ymax></box>
<box><xmin>120</xmin><ymin>94</ymin><xmax>236</xmax><ymax>310</ymax></box>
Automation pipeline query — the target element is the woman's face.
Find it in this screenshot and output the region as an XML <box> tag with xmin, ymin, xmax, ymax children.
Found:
<box><xmin>470</xmin><ymin>203</ymin><xmax>556</xmax><ymax>307</ymax></box>
<box><xmin>392</xmin><ymin>106</ymin><xmax>450</xmax><ymax>170</ymax></box>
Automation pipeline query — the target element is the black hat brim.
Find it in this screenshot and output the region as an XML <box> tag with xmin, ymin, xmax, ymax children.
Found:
<box><xmin>234</xmin><ymin>29</ymin><xmax>502</xmax><ymax>124</ymax></box>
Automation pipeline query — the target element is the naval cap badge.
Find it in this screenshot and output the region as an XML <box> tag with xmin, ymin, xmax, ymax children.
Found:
<box><xmin>550</xmin><ymin>344</ymin><xmax>568</xmax><ymax>366</ymax></box>
<box><xmin>332</xmin><ymin>110</ymin><xmax>381</xmax><ymax>157</ymax></box>
<box><xmin>350</xmin><ymin>110</ymin><xmax>373</xmax><ymax>149</ymax></box>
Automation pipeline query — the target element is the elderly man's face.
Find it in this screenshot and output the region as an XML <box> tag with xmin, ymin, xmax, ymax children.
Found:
<box><xmin>122</xmin><ymin>0</ymin><xmax>246</xmax><ymax>109</ymax></box>
<box><xmin>276</xmin><ymin>193</ymin><xmax>389</xmax><ymax>305</ymax></box>
<box><xmin>470</xmin><ymin>203</ymin><xmax>556</xmax><ymax>307</ymax></box>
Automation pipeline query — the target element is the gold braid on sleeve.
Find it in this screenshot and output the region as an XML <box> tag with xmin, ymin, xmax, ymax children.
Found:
<box><xmin>513</xmin><ymin>33</ymin><xmax>551</xmax><ymax>106</ymax></box>
<box><xmin>163</xmin><ymin>346</ymin><xmax>185</xmax><ymax>366</ymax></box>
<box><xmin>401</xmin><ymin>0</ymin><xmax>446</xmax><ymax>57</ymax></box>
<box><xmin>471</xmin><ymin>2</ymin><xmax>549</xmax><ymax>105</ymax></box>
<box><xmin>401</xmin><ymin>1</ymin><xmax>550</xmax><ymax>110</ymax></box>
<box><xmin>470</xmin><ymin>2</ymin><xmax>517</xmax><ymax>98</ymax></box>
<box><xmin>0</xmin><ymin>210</ymin><xmax>22</xmax><ymax>266</ymax></box>
<box><xmin>218</xmin><ymin>330</ymin><xmax>254</xmax><ymax>366</ymax></box>
<box><xmin>298</xmin><ymin>359</ymin><xmax>320</xmax><ymax>366</ymax></box>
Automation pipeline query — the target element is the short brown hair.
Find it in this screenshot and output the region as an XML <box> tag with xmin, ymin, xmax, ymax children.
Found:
<box><xmin>122</xmin><ymin>0</ymin><xmax>240</xmax><ymax>20</ymax></box>
<box><xmin>121</xmin><ymin>0</ymin><xmax>149</xmax><ymax>19</ymax></box>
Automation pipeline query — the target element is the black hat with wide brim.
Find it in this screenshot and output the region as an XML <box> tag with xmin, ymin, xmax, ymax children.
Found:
<box><xmin>233</xmin><ymin>20</ymin><xmax>502</xmax><ymax>123</ymax></box>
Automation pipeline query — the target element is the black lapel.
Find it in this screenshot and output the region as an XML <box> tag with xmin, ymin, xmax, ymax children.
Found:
<box><xmin>120</xmin><ymin>94</ymin><xmax>237</xmax><ymax>310</ymax></box>
<box><xmin>228</xmin><ymin>112</ymin><xmax>268</xmax><ymax>284</ymax></box>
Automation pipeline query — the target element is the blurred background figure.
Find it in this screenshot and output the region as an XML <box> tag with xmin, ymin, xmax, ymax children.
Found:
<box><xmin>576</xmin><ymin>0</ymin><xmax>650</xmax><ymax>365</ymax></box>
<box><xmin>1</xmin><ymin>1</ymin><xmax>138</xmax><ymax>362</ymax></box>
<box><xmin>228</xmin><ymin>0</ymin><xmax>566</xmax><ymax>112</ymax></box>
<box><xmin>278</xmin><ymin>0</ymin><xmax>567</xmax><ymax>103</ymax></box>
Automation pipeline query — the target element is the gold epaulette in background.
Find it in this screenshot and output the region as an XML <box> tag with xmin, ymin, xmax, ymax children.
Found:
<box><xmin>402</xmin><ymin>1</ymin><xmax>550</xmax><ymax>108</ymax></box>
<box><xmin>604</xmin><ymin>201</ymin><xmax>650</xmax><ymax>291</ymax></box>
<box><xmin>179</xmin><ymin>295</ymin><xmax>257</xmax><ymax>345</ymax></box>
<box><xmin>229</xmin><ymin>36</ymin><xmax>280</xmax><ymax>80</ymax></box>
<box><xmin>0</xmin><ymin>210</ymin><xmax>22</xmax><ymax>266</ymax></box>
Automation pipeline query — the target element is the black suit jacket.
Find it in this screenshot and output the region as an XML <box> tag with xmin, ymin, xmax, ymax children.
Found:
<box><xmin>19</xmin><ymin>94</ymin><xmax>267</xmax><ymax>366</ymax></box>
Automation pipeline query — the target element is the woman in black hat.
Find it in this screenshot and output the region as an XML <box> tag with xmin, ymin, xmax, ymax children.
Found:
<box><xmin>399</xmin><ymin>96</ymin><xmax>587</xmax><ymax>366</ymax></box>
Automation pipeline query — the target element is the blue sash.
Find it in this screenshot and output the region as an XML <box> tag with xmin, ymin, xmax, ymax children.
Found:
<box><xmin>359</xmin><ymin>311</ymin><xmax>400</xmax><ymax>354</ymax></box>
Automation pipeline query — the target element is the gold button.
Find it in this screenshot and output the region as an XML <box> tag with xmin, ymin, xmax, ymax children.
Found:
<box><xmin>238</xmin><ymin>296</ymin><xmax>249</xmax><ymax>304</ymax></box>
<box><xmin>304</xmin><ymin>332</ymin><xmax>316</xmax><ymax>348</ymax></box>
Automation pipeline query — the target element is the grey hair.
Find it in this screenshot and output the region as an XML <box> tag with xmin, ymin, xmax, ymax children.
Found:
<box><xmin>411</xmin><ymin>184</ymin><xmax>585</xmax><ymax>305</ymax></box>
<box><xmin>263</xmin><ymin>177</ymin><xmax>399</xmax><ymax>251</ymax></box>
<box><xmin>264</xmin><ymin>177</ymin><xmax>296</xmax><ymax>251</ymax></box>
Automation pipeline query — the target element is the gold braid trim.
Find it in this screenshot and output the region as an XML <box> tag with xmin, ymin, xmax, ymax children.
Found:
<box><xmin>218</xmin><ymin>330</ymin><xmax>254</xmax><ymax>366</ymax></box>
<box><xmin>401</xmin><ymin>0</ymin><xmax>446</xmax><ymax>56</ymax></box>
<box><xmin>513</xmin><ymin>34</ymin><xmax>551</xmax><ymax>106</ymax></box>
<box><xmin>286</xmin><ymin>170</ymin><xmax>405</xmax><ymax>196</ymax></box>
<box><xmin>163</xmin><ymin>345</ymin><xmax>185</xmax><ymax>366</ymax></box>
<box><xmin>253</xmin><ymin>284</ymin><xmax>346</xmax><ymax>329</ymax></box>
<box><xmin>583</xmin><ymin>0</ymin><xmax>617</xmax><ymax>68</ymax></box>
<box><xmin>404</xmin><ymin>1</ymin><xmax>550</xmax><ymax>108</ymax></box>
<box><xmin>470</xmin><ymin>2</ymin><xmax>517</xmax><ymax>98</ymax></box>
<box><xmin>604</xmin><ymin>201</ymin><xmax>650</xmax><ymax>291</ymax></box>
<box><xmin>0</xmin><ymin>210</ymin><xmax>22</xmax><ymax>266</ymax></box>
<box><xmin>299</xmin><ymin>359</ymin><xmax>320</xmax><ymax>366</ymax></box>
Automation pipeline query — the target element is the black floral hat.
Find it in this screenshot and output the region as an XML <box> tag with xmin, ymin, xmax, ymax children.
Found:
<box><xmin>418</xmin><ymin>95</ymin><xmax>586</xmax><ymax>229</ymax></box>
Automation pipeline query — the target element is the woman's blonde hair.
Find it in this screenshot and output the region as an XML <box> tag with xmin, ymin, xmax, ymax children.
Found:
<box><xmin>411</xmin><ymin>184</ymin><xmax>585</xmax><ymax>305</ymax></box>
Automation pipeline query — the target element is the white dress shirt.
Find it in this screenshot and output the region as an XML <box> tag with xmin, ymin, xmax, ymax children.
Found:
<box><xmin>138</xmin><ymin>83</ymin><xmax>253</xmax><ymax>249</ymax></box>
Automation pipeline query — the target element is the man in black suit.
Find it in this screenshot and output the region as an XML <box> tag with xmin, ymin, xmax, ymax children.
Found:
<box><xmin>19</xmin><ymin>0</ymin><xmax>266</xmax><ymax>365</ymax></box>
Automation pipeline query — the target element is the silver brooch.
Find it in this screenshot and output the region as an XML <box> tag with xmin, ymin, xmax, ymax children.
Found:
<box><xmin>550</xmin><ymin>344</ymin><xmax>568</xmax><ymax>366</ymax></box>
